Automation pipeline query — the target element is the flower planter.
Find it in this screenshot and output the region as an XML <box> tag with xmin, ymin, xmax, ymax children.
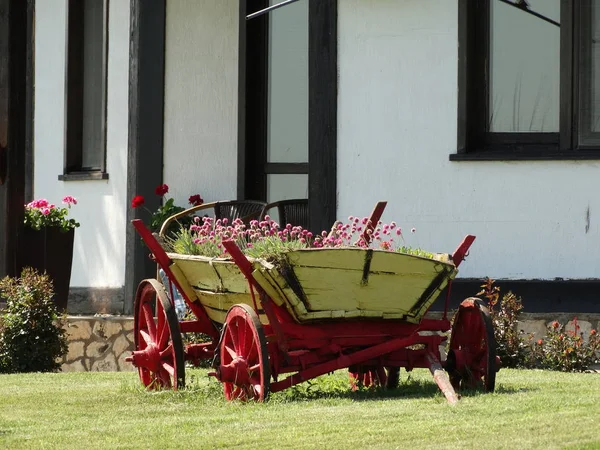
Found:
<box><xmin>21</xmin><ymin>227</ymin><xmax>75</xmax><ymax>312</ymax></box>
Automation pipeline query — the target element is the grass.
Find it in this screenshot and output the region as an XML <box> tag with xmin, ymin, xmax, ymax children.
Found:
<box><xmin>0</xmin><ymin>368</ymin><xmax>599</xmax><ymax>449</ymax></box>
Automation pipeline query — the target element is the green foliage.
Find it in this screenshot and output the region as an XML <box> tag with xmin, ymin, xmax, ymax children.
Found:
<box><xmin>0</xmin><ymin>268</ymin><xmax>68</xmax><ymax>373</ymax></box>
<box><xmin>396</xmin><ymin>246</ymin><xmax>434</xmax><ymax>259</ymax></box>
<box><xmin>477</xmin><ymin>278</ymin><xmax>600</xmax><ymax>372</ymax></box>
<box><xmin>149</xmin><ymin>197</ymin><xmax>188</xmax><ymax>235</ymax></box>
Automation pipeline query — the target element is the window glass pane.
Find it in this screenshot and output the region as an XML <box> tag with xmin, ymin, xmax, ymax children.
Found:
<box><xmin>267</xmin><ymin>0</ymin><xmax>308</xmax><ymax>163</ymax></box>
<box><xmin>489</xmin><ymin>0</ymin><xmax>560</xmax><ymax>132</ymax></box>
<box><xmin>81</xmin><ymin>0</ymin><xmax>105</xmax><ymax>169</ymax></box>
<box><xmin>579</xmin><ymin>0</ymin><xmax>600</xmax><ymax>144</ymax></box>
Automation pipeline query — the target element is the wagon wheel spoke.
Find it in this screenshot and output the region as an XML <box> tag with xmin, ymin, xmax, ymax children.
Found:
<box><xmin>237</xmin><ymin>317</ymin><xmax>249</xmax><ymax>355</ymax></box>
<box><xmin>226</xmin><ymin>325</ymin><xmax>240</xmax><ymax>355</ymax></box>
<box><xmin>142</xmin><ymin>303</ymin><xmax>156</xmax><ymax>341</ymax></box>
<box><xmin>248</xmin><ymin>363</ymin><xmax>261</xmax><ymax>372</ymax></box>
<box><xmin>246</xmin><ymin>338</ymin><xmax>258</xmax><ymax>362</ymax></box>
<box><xmin>140</xmin><ymin>329</ymin><xmax>153</xmax><ymax>347</ymax></box>
<box><xmin>224</xmin><ymin>344</ymin><xmax>238</xmax><ymax>360</ymax></box>
<box><xmin>160</xmin><ymin>343</ymin><xmax>173</xmax><ymax>359</ymax></box>
<box><xmin>158</xmin><ymin>322</ymin><xmax>170</xmax><ymax>350</ymax></box>
<box><xmin>162</xmin><ymin>361</ymin><xmax>175</xmax><ymax>377</ymax></box>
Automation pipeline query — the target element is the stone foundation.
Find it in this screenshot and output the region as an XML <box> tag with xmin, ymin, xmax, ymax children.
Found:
<box><xmin>62</xmin><ymin>316</ymin><xmax>136</xmax><ymax>372</ymax></box>
<box><xmin>61</xmin><ymin>313</ymin><xmax>600</xmax><ymax>372</ymax></box>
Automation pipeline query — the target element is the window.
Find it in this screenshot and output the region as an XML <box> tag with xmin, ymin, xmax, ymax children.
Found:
<box><xmin>60</xmin><ymin>0</ymin><xmax>109</xmax><ymax>180</ymax></box>
<box><xmin>454</xmin><ymin>0</ymin><xmax>600</xmax><ymax>159</ymax></box>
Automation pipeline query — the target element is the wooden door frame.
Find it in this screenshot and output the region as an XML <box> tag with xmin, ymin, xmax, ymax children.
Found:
<box><xmin>238</xmin><ymin>0</ymin><xmax>338</xmax><ymax>233</ymax></box>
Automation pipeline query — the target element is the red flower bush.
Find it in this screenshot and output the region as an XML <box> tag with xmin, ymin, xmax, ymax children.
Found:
<box><xmin>188</xmin><ymin>194</ymin><xmax>204</xmax><ymax>206</ymax></box>
<box><xmin>131</xmin><ymin>184</ymin><xmax>203</xmax><ymax>233</ymax></box>
<box><xmin>131</xmin><ymin>195</ymin><xmax>145</xmax><ymax>208</ymax></box>
<box><xmin>155</xmin><ymin>184</ymin><xmax>169</xmax><ymax>196</ymax></box>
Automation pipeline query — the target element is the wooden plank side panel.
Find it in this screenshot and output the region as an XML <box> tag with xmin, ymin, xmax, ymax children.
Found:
<box><xmin>199</xmin><ymin>292</ymin><xmax>269</xmax><ymax>325</ymax></box>
<box><xmin>173</xmin><ymin>258</ymin><xmax>224</xmax><ymax>292</ymax></box>
<box><xmin>286</xmin><ymin>248</ymin><xmax>368</xmax><ymax>271</ymax></box>
<box><xmin>293</xmin><ymin>266</ymin><xmax>433</xmax><ymax>313</ymax></box>
<box><xmin>369</xmin><ymin>251</ymin><xmax>456</xmax><ymax>275</ymax></box>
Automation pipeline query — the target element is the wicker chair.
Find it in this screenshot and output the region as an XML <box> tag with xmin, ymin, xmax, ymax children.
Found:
<box><xmin>261</xmin><ymin>199</ymin><xmax>310</xmax><ymax>230</ymax></box>
<box><xmin>159</xmin><ymin>200</ymin><xmax>267</xmax><ymax>237</ymax></box>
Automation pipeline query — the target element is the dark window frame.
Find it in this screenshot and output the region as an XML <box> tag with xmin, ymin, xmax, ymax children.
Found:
<box><xmin>453</xmin><ymin>0</ymin><xmax>600</xmax><ymax>161</ymax></box>
<box><xmin>60</xmin><ymin>0</ymin><xmax>110</xmax><ymax>181</ymax></box>
<box><xmin>238</xmin><ymin>0</ymin><xmax>337</xmax><ymax>233</ymax></box>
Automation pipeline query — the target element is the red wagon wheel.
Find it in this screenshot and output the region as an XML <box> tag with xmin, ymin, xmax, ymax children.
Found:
<box><xmin>447</xmin><ymin>297</ymin><xmax>497</xmax><ymax>392</ymax></box>
<box><xmin>218</xmin><ymin>304</ymin><xmax>270</xmax><ymax>402</ymax></box>
<box><xmin>130</xmin><ymin>279</ymin><xmax>185</xmax><ymax>390</ymax></box>
<box><xmin>349</xmin><ymin>366</ymin><xmax>398</xmax><ymax>390</ymax></box>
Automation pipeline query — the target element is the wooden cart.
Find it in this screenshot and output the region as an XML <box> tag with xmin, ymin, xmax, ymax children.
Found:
<box><xmin>127</xmin><ymin>202</ymin><xmax>499</xmax><ymax>404</ymax></box>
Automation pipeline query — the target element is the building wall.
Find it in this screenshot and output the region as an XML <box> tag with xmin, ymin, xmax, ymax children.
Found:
<box><xmin>337</xmin><ymin>0</ymin><xmax>600</xmax><ymax>280</ymax></box>
<box><xmin>163</xmin><ymin>0</ymin><xmax>239</xmax><ymax>206</ymax></box>
<box><xmin>33</xmin><ymin>0</ymin><xmax>130</xmax><ymax>288</ymax></box>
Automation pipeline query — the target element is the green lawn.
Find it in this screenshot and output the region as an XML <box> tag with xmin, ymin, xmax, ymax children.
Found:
<box><xmin>0</xmin><ymin>368</ymin><xmax>598</xmax><ymax>449</ymax></box>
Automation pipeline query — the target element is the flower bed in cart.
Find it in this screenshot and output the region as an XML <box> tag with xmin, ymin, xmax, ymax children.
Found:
<box><xmin>163</xmin><ymin>210</ymin><xmax>458</xmax><ymax>325</ymax></box>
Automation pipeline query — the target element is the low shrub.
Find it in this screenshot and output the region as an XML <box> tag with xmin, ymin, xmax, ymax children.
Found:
<box><xmin>477</xmin><ymin>278</ymin><xmax>532</xmax><ymax>368</ymax></box>
<box><xmin>530</xmin><ymin>318</ymin><xmax>600</xmax><ymax>372</ymax></box>
<box><xmin>477</xmin><ymin>278</ymin><xmax>600</xmax><ymax>372</ymax></box>
<box><xmin>0</xmin><ymin>267</ymin><xmax>68</xmax><ymax>373</ymax></box>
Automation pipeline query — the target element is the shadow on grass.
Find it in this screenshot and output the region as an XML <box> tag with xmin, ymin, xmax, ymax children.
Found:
<box><xmin>123</xmin><ymin>371</ymin><xmax>534</xmax><ymax>405</ymax></box>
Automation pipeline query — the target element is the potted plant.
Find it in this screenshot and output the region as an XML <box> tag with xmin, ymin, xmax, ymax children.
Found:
<box><xmin>22</xmin><ymin>196</ymin><xmax>80</xmax><ymax>311</ymax></box>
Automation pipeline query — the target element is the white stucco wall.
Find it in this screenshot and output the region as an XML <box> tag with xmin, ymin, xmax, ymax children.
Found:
<box><xmin>33</xmin><ymin>0</ymin><xmax>130</xmax><ymax>287</ymax></box>
<box><xmin>163</xmin><ymin>0</ymin><xmax>239</xmax><ymax>206</ymax></box>
<box><xmin>337</xmin><ymin>0</ymin><xmax>600</xmax><ymax>280</ymax></box>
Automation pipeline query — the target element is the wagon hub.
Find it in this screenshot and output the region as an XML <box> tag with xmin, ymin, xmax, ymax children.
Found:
<box><xmin>217</xmin><ymin>356</ymin><xmax>252</xmax><ymax>386</ymax></box>
<box><xmin>126</xmin><ymin>343</ymin><xmax>162</xmax><ymax>373</ymax></box>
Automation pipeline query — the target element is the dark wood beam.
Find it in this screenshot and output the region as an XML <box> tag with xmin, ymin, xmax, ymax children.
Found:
<box><xmin>308</xmin><ymin>0</ymin><xmax>337</xmax><ymax>233</ymax></box>
<box><xmin>124</xmin><ymin>0</ymin><xmax>166</xmax><ymax>314</ymax></box>
<box><xmin>0</xmin><ymin>0</ymin><xmax>28</xmax><ymax>278</ymax></box>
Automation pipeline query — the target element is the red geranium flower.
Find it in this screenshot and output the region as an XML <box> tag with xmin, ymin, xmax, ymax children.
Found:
<box><xmin>537</xmin><ymin>339</ymin><xmax>543</xmax><ymax>345</ymax></box>
<box><xmin>188</xmin><ymin>194</ymin><xmax>204</xmax><ymax>206</ymax></box>
<box><xmin>591</xmin><ymin>329</ymin><xmax>597</xmax><ymax>336</ymax></box>
<box><xmin>155</xmin><ymin>184</ymin><xmax>169</xmax><ymax>196</ymax></box>
<box><xmin>131</xmin><ymin>195</ymin><xmax>145</xmax><ymax>208</ymax></box>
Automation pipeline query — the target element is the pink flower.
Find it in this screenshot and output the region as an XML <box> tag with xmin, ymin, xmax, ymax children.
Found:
<box><xmin>62</xmin><ymin>196</ymin><xmax>78</xmax><ymax>205</ymax></box>
<box><xmin>41</xmin><ymin>208</ymin><xmax>51</xmax><ymax>216</ymax></box>
<box><xmin>396</xmin><ymin>228</ymin><xmax>402</xmax><ymax>236</ymax></box>
<box><xmin>27</xmin><ymin>199</ymin><xmax>49</xmax><ymax>209</ymax></box>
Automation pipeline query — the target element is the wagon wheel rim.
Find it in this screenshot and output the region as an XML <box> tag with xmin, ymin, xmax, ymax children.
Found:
<box><xmin>133</xmin><ymin>279</ymin><xmax>185</xmax><ymax>390</ymax></box>
<box><xmin>448</xmin><ymin>297</ymin><xmax>496</xmax><ymax>392</ymax></box>
<box><xmin>219</xmin><ymin>304</ymin><xmax>270</xmax><ymax>402</ymax></box>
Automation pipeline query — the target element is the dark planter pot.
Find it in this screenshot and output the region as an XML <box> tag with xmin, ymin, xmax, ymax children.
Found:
<box><xmin>21</xmin><ymin>227</ymin><xmax>75</xmax><ymax>312</ymax></box>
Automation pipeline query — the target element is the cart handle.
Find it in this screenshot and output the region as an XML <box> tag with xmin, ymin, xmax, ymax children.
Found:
<box><xmin>451</xmin><ymin>235</ymin><xmax>476</xmax><ymax>268</ymax></box>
